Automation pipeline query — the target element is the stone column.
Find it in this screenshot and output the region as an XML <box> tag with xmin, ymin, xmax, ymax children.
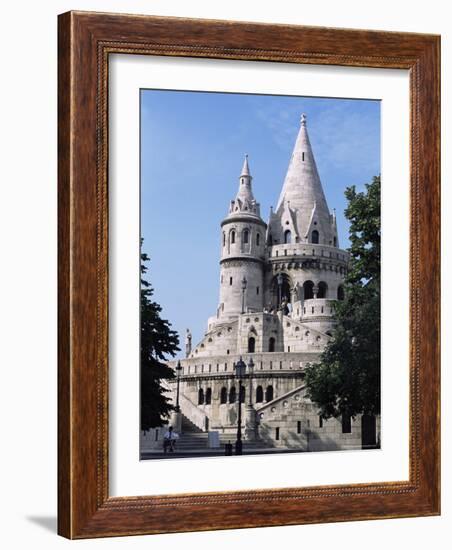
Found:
<box><xmin>170</xmin><ymin>410</ymin><xmax>182</xmax><ymax>433</ymax></box>
<box><xmin>210</xmin><ymin>379</ymin><xmax>221</xmax><ymax>430</ymax></box>
<box><xmin>245</xmin><ymin>405</ymin><xmax>257</xmax><ymax>440</ymax></box>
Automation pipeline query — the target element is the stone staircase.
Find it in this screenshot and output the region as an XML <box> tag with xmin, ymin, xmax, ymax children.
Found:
<box><xmin>176</xmin><ymin>431</ymin><xmax>270</xmax><ymax>452</ymax></box>
<box><xmin>181</xmin><ymin>414</ymin><xmax>203</xmax><ymax>434</ymax></box>
<box><xmin>177</xmin><ymin>413</ymin><xmax>271</xmax><ymax>452</ymax></box>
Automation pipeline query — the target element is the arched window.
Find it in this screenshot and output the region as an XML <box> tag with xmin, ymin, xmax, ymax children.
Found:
<box><xmin>333</xmin><ymin>236</ymin><xmax>337</xmax><ymax>247</ymax></box>
<box><xmin>198</xmin><ymin>388</ymin><xmax>204</xmax><ymax>405</ymax></box>
<box><xmin>205</xmin><ymin>388</ymin><xmax>212</xmax><ymax>405</ymax></box>
<box><xmin>317</xmin><ymin>281</ymin><xmax>328</xmax><ymax>299</ymax></box>
<box><xmin>240</xmin><ymin>386</ymin><xmax>246</xmax><ymax>403</ymax></box>
<box><xmin>248</xmin><ymin>337</ymin><xmax>255</xmax><ymax>353</ymax></box>
<box><xmin>268</xmin><ymin>337</ymin><xmax>275</xmax><ymax>352</ymax></box>
<box><xmin>265</xmin><ymin>385</ymin><xmax>274</xmax><ymax>402</ymax></box>
<box><xmin>337</xmin><ymin>285</ymin><xmax>345</xmax><ymax>301</ymax></box>
<box><xmin>268</xmin><ymin>234</ymin><xmax>273</xmax><ymax>245</ymax></box>
<box><xmin>256</xmin><ymin>386</ymin><xmax>263</xmax><ymax>403</ymax></box>
<box><xmin>284</xmin><ymin>230</ymin><xmax>292</xmax><ymax>244</ymax></box>
<box><xmin>303</xmin><ymin>280</ymin><xmax>314</xmax><ymax>300</ymax></box>
<box><xmin>223</xmin><ymin>232</ymin><xmax>226</xmax><ymax>246</ymax></box>
<box><xmin>256</xmin><ymin>233</ymin><xmax>260</xmax><ymax>246</ymax></box>
<box><xmin>243</xmin><ymin>229</ymin><xmax>249</xmax><ymax>244</ymax></box>
<box><xmin>229</xmin><ymin>386</ymin><xmax>236</xmax><ymax>404</ymax></box>
<box><xmin>273</xmin><ymin>272</ymin><xmax>292</xmax><ymax>309</ymax></box>
<box><xmin>311</xmin><ymin>230</ymin><xmax>319</xmax><ymax>244</ymax></box>
<box><xmin>220</xmin><ymin>387</ymin><xmax>227</xmax><ymax>404</ymax></box>
<box><xmin>230</xmin><ymin>230</ymin><xmax>235</xmax><ymax>244</ymax></box>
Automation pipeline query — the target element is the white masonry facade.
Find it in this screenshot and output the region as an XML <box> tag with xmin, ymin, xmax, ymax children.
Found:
<box><xmin>166</xmin><ymin>115</ymin><xmax>379</xmax><ymax>452</ymax></box>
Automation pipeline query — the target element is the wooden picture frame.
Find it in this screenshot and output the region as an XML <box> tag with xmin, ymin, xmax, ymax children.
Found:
<box><xmin>58</xmin><ymin>11</ymin><xmax>440</xmax><ymax>539</ymax></box>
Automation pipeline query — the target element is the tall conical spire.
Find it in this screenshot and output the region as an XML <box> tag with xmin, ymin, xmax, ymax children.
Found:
<box><xmin>276</xmin><ymin>114</ymin><xmax>328</xmax><ymax>213</ymax></box>
<box><xmin>269</xmin><ymin>114</ymin><xmax>336</xmax><ymax>246</ymax></box>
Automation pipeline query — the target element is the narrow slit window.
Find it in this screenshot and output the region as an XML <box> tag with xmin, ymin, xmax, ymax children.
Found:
<box><xmin>342</xmin><ymin>414</ymin><xmax>352</xmax><ymax>433</ymax></box>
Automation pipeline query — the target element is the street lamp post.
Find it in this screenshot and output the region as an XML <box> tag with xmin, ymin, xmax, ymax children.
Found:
<box><xmin>245</xmin><ymin>357</ymin><xmax>256</xmax><ymax>441</ymax></box>
<box><xmin>174</xmin><ymin>360</ymin><xmax>182</xmax><ymax>412</ymax></box>
<box><xmin>234</xmin><ymin>356</ymin><xmax>247</xmax><ymax>455</ymax></box>
<box><xmin>248</xmin><ymin>357</ymin><xmax>254</xmax><ymax>406</ymax></box>
<box><xmin>171</xmin><ymin>360</ymin><xmax>183</xmax><ymax>433</ymax></box>
<box><xmin>241</xmin><ymin>276</ymin><xmax>247</xmax><ymax>314</ymax></box>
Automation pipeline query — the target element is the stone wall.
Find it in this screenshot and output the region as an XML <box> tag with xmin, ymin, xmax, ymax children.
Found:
<box><xmin>219</xmin><ymin>258</ymin><xmax>264</xmax><ymax>317</ymax></box>
<box><xmin>140</xmin><ymin>427</ymin><xmax>166</xmax><ymax>451</ymax></box>
<box><xmin>256</xmin><ymin>385</ymin><xmax>363</xmax><ymax>451</ymax></box>
<box><xmin>192</xmin><ymin>312</ymin><xmax>332</xmax><ymax>358</ymax></box>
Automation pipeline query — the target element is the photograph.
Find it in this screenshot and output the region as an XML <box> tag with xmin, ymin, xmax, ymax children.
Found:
<box><xmin>0</xmin><ymin>0</ymin><xmax>443</xmax><ymax>544</ymax></box>
<box><xmin>139</xmin><ymin>90</ymin><xmax>381</xmax><ymax>459</ymax></box>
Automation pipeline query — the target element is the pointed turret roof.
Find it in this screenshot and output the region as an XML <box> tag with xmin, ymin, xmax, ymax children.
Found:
<box><xmin>269</xmin><ymin>114</ymin><xmax>335</xmax><ymax>245</ymax></box>
<box><xmin>276</xmin><ymin>114</ymin><xmax>329</xmax><ymax>215</ymax></box>
<box><xmin>225</xmin><ymin>155</ymin><xmax>263</xmax><ymax>222</ymax></box>
<box><xmin>235</xmin><ymin>154</ymin><xmax>254</xmax><ymax>204</ymax></box>
<box><xmin>240</xmin><ymin>154</ymin><xmax>251</xmax><ymax>177</ymax></box>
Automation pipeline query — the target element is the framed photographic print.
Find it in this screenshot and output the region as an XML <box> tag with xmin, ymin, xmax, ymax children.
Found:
<box><xmin>58</xmin><ymin>11</ymin><xmax>440</xmax><ymax>538</ymax></box>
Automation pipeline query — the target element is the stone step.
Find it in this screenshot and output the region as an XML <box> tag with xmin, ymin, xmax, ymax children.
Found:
<box><xmin>175</xmin><ymin>434</ymin><xmax>270</xmax><ymax>450</ymax></box>
<box><xmin>181</xmin><ymin>414</ymin><xmax>203</xmax><ymax>433</ymax></box>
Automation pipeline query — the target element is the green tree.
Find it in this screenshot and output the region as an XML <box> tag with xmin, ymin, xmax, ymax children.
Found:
<box><xmin>305</xmin><ymin>176</ymin><xmax>380</xmax><ymax>420</ymax></box>
<box><xmin>141</xmin><ymin>242</ymin><xmax>180</xmax><ymax>430</ymax></box>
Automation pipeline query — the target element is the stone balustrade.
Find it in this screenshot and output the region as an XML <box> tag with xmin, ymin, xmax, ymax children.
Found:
<box><xmin>301</xmin><ymin>298</ymin><xmax>336</xmax><ymax>318</ymax></box>
<box><xmin>268</xmin><ymin>242</ymin><xmax>349</xmax><ymax>263</ymax></box>
<box><xmin>167</xmin><ymin>351</ymin><xmax>319</xmax><ymax>378</ymax></box>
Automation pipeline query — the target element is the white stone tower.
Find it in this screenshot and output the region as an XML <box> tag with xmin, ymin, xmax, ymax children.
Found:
<box><xmin>265</xmin><ymin>114</ymin><xmax>348</xmax><ymax>335</ymax></box>
<box><xmin>157</xmin><ymin>114</ymin><xmax>374</xmax><ymax>455</ymax></box>
<box><xmin>216</xmin><ymin>155</ymin><xmax>267</xmax><ymax>323</ymax></box>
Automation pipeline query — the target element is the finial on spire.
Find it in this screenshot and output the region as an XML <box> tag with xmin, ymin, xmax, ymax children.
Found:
<box><xmin>240</xmin><ymin>154</ymin><xmax>251</xmax><ymax>177</ymax></box>
<box><xmin>300</xmin><ymin>113</ymin><xmax>307</xmax><ymax>126</ymax></box>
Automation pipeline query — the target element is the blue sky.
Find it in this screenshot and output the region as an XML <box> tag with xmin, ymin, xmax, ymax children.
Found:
<box><xmin>141</xmin><ymin>90</ymin><xmax>380</xmax><ymax>357</ymax></box>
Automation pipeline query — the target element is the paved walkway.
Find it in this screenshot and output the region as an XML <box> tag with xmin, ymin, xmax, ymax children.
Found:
<box><xmin>141</xmin><ymin>446</ymin><xmax>308</xmax><ymax>459</ymax></box>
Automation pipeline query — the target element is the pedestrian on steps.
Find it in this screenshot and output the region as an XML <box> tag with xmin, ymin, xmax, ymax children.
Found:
<box><xmin>163</xmin><ymin>426</ymin><xmax>179</xmax><ymax>453</ymax></box>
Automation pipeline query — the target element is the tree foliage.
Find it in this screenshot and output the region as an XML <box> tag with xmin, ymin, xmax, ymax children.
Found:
<box><xmin>305</xmin><ymin>176</ymin><xmax>381</xmax><ymax>419</ymax></box>
<box><xmin>141</xmin><ymin>241</ymin><xmax>180</xmax><ymax>430</ymax></box>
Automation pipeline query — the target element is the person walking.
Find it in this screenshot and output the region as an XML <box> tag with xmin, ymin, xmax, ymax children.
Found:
<box><xmin>163</xmin><ymin>426</ymin><xmax>179</xmax><ymax>453</ymax></box>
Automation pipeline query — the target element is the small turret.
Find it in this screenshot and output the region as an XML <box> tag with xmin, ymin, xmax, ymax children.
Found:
<box><xmin>216</xmin><ymin>156</ymin><xmax>267</xmax><ymax>322</ymax></box>
<box><xmin>228</xmin><ymin>154</ymin><xmax>261</xmax><ymax>219</ymax></box>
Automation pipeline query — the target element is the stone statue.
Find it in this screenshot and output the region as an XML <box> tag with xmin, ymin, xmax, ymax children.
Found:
<box><xmin>281</xmin><ymin>297</ymin><xmax>290</xmax><ymax>316</ymax></box>
<box><xmin>185</xmin><ymin>328</ymin><xmax>192</xmax><ymax>358</ymax></box>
